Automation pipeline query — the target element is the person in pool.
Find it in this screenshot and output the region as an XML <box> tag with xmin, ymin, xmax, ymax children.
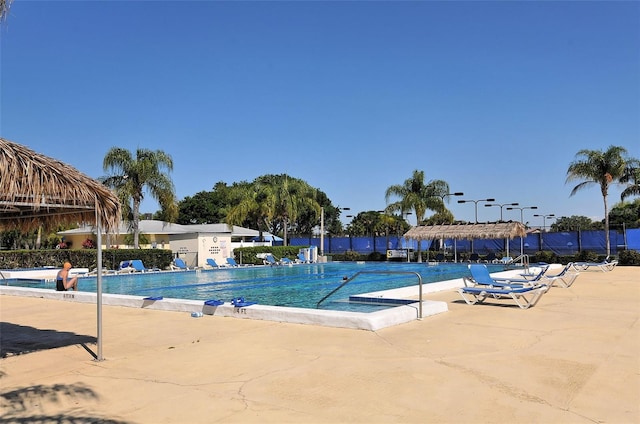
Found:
<box><xmin>56</xmin><ymin>261</ymin><xmax>79</xmax><ymax>291</ymax></box>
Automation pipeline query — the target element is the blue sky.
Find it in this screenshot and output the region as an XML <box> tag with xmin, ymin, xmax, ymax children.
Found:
<box><xmin>2</xmin><ymin>1</ymin><xmax>639</xmax><ymax>227</ymax></box>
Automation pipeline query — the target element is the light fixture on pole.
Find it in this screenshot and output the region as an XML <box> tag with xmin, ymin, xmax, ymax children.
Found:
<box><xmin>533</xmin><ymin>214</ymin><xmax>556</xmax><ymax>232</ymax></box>
<box><xmin>506</xmin><ymin>206</ymin><xmax>537</xmax><ymax>257</ymax></box>
<box><xmin>484</xmin><ymin>202</ymin><xmax>519</xmax><ymax>257</ymax></box>
<box><xmin>484</xmin><ymin>202</ymin><xmax>519</xmax><ymax>221</ymax></box>
<box><xmin>534</xmin><ymin>213</ymin><xmax>556</xmax><ymax>250</ymax></box>
<box><xmin>457</xmin><ymin>198</ymin><xmax>496</xmax><ymax>223</ymax></box>
<box><xmin>320</xmin><ymin>206</ymin><xmax>350</xmax><ymax>258</ymax></box>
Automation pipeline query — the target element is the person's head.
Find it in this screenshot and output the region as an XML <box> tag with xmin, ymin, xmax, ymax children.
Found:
<box><xmin>63</xmin><ymin>261</ymin><xmax>72</xmax><ymax>270</ymax></box>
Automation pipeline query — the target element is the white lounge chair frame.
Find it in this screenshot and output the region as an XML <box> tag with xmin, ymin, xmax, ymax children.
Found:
<box><xmin>457</xmin><ymin>284</ymin><xmax>549</xmax><ymax>309</ymax></box>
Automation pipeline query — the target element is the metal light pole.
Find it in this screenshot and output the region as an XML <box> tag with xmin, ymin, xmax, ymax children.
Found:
<box><xmin>457</xmin><ymin>198</ymin><xmax>496</xmax><ymax>223</ymax></box>
<box><xmin>484</xmin><ymin>202</ymin><xmax>519</xmax><ymax>257</ymax></box>
<box><xmin>320</xmin><ymin>206</ymin><xmax>350</xmax><ymax>258</ymax></box>
<box><xmin>534</xmin><ymin>214</ymin><xmax>556</xmax><ymax>231</ymax></box>
<box><xmin>430</xmin><ymin>192</ymin><xmax>463</xmax><ymax>260</ymax></box>
<box><xmin>457</xmin><ymin>198</ymin><xmax>495</xmax><ymax>254</ymax></box>
<box><xmin>534</xmin><ymin>214</ymin><xmax>556</xmax><ymax>251</ymax></box>
<box><xmin>484</xmin><ymin>202</ymin><xmax>519</xmax><ymax>221</ymax></box>
<box><xmin>506</xmin><ymin>206</ymin><xmax>537</xmax><ymax>257</ymax></box>
<box><xmin>320</xmin><ymin>207</ymin><xmax>324</xmax><ymax>257</ymax></box>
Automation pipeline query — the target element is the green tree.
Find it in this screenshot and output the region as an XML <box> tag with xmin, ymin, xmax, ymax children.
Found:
<box><xmin>550</xmin><ymin>215</ymin><xmax>601</xmax><ymax>232</ymax></box>
<box><xmin>253</xmin><ymin>174</ymin><xmax>320</xmax><ymax>245</ymax></box>
<box><xmin>225</xmin><ymin>175</ymin><xmax>321</xmax><ymax>244</ymax></box>
<box><xmin>620</xmin><ymin>163</ymin><xmax>640</xmax><ymax>201</ymax></box>
<box><xmin>226</xmin><ymin>180</ymin><xmax>273</xmax><ymax>240</ymax></box>
<box><xmin>608</xmin><ymin>199</ymin><xmax>640</xmax><ymax>230</ymax></box>
<box><xmin>177</xmin><ymin>182</ymin><xmax>233</xmax><ymax>224</ymax></box>
<box><xmin>566</xmin><ymin>145</ymin><xmax>637</xmax><ymax>257</ymax></box>
<box><xmin>385</xmin><ymin>170</ymin><xmax>452</xmax><ymax>261</ymax></box>
<box><xmin>101</xmin><ymin>147</ymin><xmax>177</xmax><ymax>249</ymax></box>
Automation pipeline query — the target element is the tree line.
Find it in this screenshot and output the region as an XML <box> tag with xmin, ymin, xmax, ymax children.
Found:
<box><xmin>2</xmin><ymin>145</ymin><xmax>639</xmax><ymax>255</ymax></box>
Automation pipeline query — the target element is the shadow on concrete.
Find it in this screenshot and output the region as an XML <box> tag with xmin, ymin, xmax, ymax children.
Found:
<box><xmin>0</xmin><ymin>380</ymin><xmax>131</xmax><ymax>423</ymax></box>
<box><xmin>0</xmin><ymin>322</ymin><xmax>97</xmax><ymax>359</ymax></box>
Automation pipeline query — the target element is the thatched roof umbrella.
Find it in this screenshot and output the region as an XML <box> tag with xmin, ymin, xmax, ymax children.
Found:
<box><xmin>0</xmin><ymin>138</ymin><xmax>120</xmax><ymax>232</ymax></box>
<box><xmin>404</xmin><ymin>222</ymin><xmax>526</xmax><ymax>261</ymax></box>
<box><xmin>0</xmin><ymin>137</ymin><xmax>121</xmax><ymax>361</ymax></box>
<box><xmin>404</xmin><ymin>222</ymin><xmax>526</xmax><ymax>241</ymax></box>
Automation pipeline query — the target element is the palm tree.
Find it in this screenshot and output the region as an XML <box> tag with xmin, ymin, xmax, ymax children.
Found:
<box><xmin>566</xmin><ymin>145</ymin><xmax>636</xmax><ymax>257</ymax></box>
<box><xmin>226</xmin><ymin>181</ymin><xmax>273</xmax><ymax>241</ymax></box>
<box><xmin>226</xmin><ymin>175</ymin><xmax>321</xmax><ymax>246</ymax></box>
<box><xmin>620</xmin><ymin>163</ymin><xmax>640</xmax><ymax>201</ymax></box>
<box><xmin>385</xmin><ymin>170</ymin><xmax>451</xmax><ymax>261</ymax></box>
<box><xmin>1</xmin><ymin>0</ymin><xmax>12</xmax><ymax>21</ymax></box>
<box><xmin>256</xmin><ymin>175</ymin><xmax>320</xmax><ymax>245</ymax></box>
<box><xmin>101</xmin><ymin>147</ymin><xmax>176</xmax><ymax>248</ymax></box>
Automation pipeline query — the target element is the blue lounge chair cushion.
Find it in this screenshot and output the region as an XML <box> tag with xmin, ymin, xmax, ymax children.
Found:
<box><xmin>206</xmin><ymin>258</ymin><xmax>220</xmax><ymax>268</ymax></box>
<box><xmin>204</xmin><ymin>299</ymin><xmax>224</xmax><ymax>306</ymax></box>
<box><xmin>231</xmin><ymin>297</ymin><xmax>256</xmax><ymax>307</ymax></box>
<box><xmin>461</xmin><ymin>286</ymin><xmax>536</xmax><ymax>295</ymax></box>
<box><xmin>143</xmin><ymin>296</ymin><xmax>163</xmax><ymax>301</ymax></box>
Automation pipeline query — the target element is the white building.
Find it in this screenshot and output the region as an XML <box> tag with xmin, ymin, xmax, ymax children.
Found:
<box><xmin>58</xmin><ymin>220</ymin><xmax>280</xmax><ymax>268</ymax></box>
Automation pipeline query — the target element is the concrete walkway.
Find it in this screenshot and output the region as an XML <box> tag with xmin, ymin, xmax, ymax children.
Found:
<box><xmin>1</xmin><ymin>266</ymin><xmax>638</xmax><ymax>423</ymax></box>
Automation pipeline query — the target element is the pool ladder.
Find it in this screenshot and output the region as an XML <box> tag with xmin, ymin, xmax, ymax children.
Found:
<box><xmin>316</xmin><ymin>271</ymin><xmax>424</xmax><ymax>319</ymax></box>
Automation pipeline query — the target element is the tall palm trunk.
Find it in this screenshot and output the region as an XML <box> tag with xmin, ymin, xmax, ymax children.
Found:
<box><xmin>602</xmin><ymin>189</ymin><xmax>610</xmax><ymax>257</ymax></box>
<box><xmin>132</xmin><ymin>198</ymin><xmax>141</xmax><ymax>249</ymax></box>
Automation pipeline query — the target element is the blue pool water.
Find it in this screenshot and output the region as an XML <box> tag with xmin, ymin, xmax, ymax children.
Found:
<box><xmin>4</xmin><ymin>262</ymin><xmax>503</xmax><ymax>312</ymax></box>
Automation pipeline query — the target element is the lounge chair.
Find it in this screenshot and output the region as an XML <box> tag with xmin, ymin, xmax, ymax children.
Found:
<box><xmin>296</xmin><ymin>253</ymin><xmax>309</xmax><ymax>264</ymax></box>
<box><xmin>226</xmin><ymin>257</ymin><xmax>240</xmax><ymax>267</ymax></box>
<box><xmin>463</xmin><ymin>264</ymin><xmax>551</xmax><ymax>288</ymax></box>
<box><xmin>131</xmin><ymin>259</ymin><xmax>156</xmax><ymax>272</ymax></box>
<box><xmin>171</xmin><ymin>257</ymin><xmax>189</xmax><ymax>271</ymax></box>
<box><xmin>206</xmin><ymin>258</ymin><xmax>222</xmax><ymax>269</ymax></box>
<box><xmin>542</xmin><ymin>263</ymin><xmax>580</xmax><ymax>288</ymax></box>
<box><xmin>281</xmin><ymin>257</ymin><xmax>293</xmax><ymax>265</ymax></box>
<box><xmin>485</xmin><ymin>252</ymin><xmax>498</xmax><ymax>263</ymax></box>
<box><xmin>457</xmin><ymin>284</ymin><xmax>549</xmax><ymax>309</ymax></box>
<box><xmin>264</xmin><ymin>254</ymin><xmax>281</xmax><ymax>266</ymax></box>
<box><xmin>117</xmin><ymin>260</ymin><xmax>135</xmax><ymax>274</ymax></box>
<box><xmin>572</xmin><ymin>257</ymin><xmax>618</xmax><ymax>272</ymax></box>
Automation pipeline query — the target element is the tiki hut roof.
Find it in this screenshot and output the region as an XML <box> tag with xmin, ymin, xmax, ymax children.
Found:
<box><xmin>0</xmin><ymin>138</ymin><xmax>121</xmax><ymax>232</ymax></box>
<box><xmin>404</xmin><ymin>222</ymin><xmax>526</xmax><ymax>241</ymax></box>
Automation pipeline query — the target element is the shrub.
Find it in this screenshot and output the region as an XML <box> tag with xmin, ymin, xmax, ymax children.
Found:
<box><xmin>574</xmin><ymin>250</ymin><xmax>600</xmax><ymax>263</ymax></box>
<box><xmin>344</xmin><ymin>250</ymin><xmax>360</xmax><ymax>261</ymax></box>
<box><xmin>618</xmin><ymin>250</ymin><xmax>640</xmax><ymax>266</ymax></box>
<box><xmin>533</xmin><ymin>250</ymin><xmax>556</xmax><ymax>264</ymax></box>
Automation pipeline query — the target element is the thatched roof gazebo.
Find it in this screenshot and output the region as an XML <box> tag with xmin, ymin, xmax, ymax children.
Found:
<box><xmin>0</xmin><ymin>137</ymin><xmax>121</xmax><ymax>361</ymax></box>
<box><xmin>404</xmin><ymin>222</ymin><xmax>526</xmax><ymax>241</ymax></box>
<box><xmin>404</xmin><ymin>222</ymin><xmax>527</xmax><ymax>262</ymax></box>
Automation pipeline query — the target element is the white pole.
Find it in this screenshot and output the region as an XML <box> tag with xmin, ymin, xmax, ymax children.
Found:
<box><xmin>96</xmin><ymin>210</ymin><xmax>104</xmax><ymax>361</ymax></box>
<box><xmin>320</xmin><ymin>207</ymin><xmax>324</xmax><ymax>257</ymax></box>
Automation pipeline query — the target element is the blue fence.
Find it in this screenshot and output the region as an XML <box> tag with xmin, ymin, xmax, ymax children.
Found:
<box><xmin>290</xmin><ymin>228</ymin><xmax>640</xmax><ymax>256</ymax></box>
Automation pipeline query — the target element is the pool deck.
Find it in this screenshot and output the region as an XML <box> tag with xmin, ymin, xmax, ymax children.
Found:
<box><xmin>1</xmin><ymin>266</ymin><xmax>638</xmax><ymax>423</ymax></box>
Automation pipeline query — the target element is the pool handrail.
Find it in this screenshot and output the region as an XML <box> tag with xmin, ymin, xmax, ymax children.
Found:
<box><xmin>316</xmin><ymin>271</ymin><xmax>424</xmax><ymax>319</ymax></box>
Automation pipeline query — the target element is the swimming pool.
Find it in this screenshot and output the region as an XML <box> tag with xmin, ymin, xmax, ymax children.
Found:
<box><xmin>3</xmin><ymin>262</ymin><xmax>503</xmax><ymax>312</ymax></box>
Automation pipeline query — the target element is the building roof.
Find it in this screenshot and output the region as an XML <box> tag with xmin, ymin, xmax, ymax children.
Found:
<box><xmin>0</xmin><ymin>138</ymin><xmax>121</xmax><ymax>232</ymax></box>
<box><xmin>58</xmin><ymin>220</ymin><xmax>266</xmax><ymax>238</ymax></box>
<box><xmin>404</xmin><ymin>222</ymin><xmax>527</xmax><ymax>241</ymax></box>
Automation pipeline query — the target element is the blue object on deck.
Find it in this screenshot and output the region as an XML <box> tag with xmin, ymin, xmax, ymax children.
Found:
<box><xmin>143</xmin><ymin>296</ymin><xmax>163</xmax><ymax>301</ymax></box>
<box><xmin>231</xmin><ymin>297</ymin><xmax>256</xmax><ymax>307</ymax></box>
<box><xmin>204</xmin><ymin>299</ymin><xmax>224</xmax><ymax>307</ymax></box>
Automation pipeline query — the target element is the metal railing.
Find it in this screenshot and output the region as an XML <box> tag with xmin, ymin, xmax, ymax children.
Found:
<box><xmin>316</xmin><ymin>271</ymin><xmax>424</xmax><ymax>319</ymax></box>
